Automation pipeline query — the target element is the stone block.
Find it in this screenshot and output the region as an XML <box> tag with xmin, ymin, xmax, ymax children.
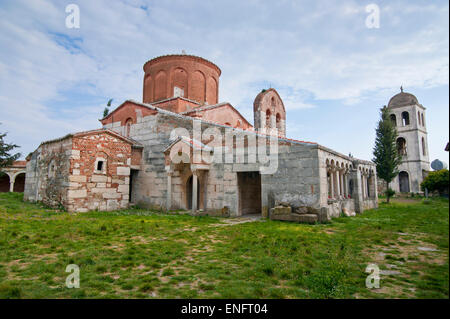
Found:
<box><xmin>91</xmin><ymin>175</ymin><xmax>107</xmax><ymax>183</ymax></box>
<box><xmin>271</xmin><ymin>206</ymin><xmax>292</xmax><ymax>216</ymax></box>
<box><xmin>103</xmin><ymin>192</ymin><xmax>121</xmax><ymax>199</ymax></box>
<box><xmin>68</xmin><ymin>189</ymin><xmax>87</xmax><ymax>199</ymax></box>
<box><xmin>117</xmin><ymin>166</ymin><xmax>130</xmax><ymax>176</ymax></box>
<box><xmin>69</xmin><ymin>175</ymin><xmax>86</xmax><ymax>183</ymax></box>
<box><xmin>118</xmin><ymin>184</ymin><xmax>129</xmax><ymax>194</ymax></box>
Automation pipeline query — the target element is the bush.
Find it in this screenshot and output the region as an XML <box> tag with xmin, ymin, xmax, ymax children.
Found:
<box><xmin>384</xmin><ymin>188</ymin><xmax>395</xmax><ymax>198</ymax></box>
<box><xmin>421</xmin><ymin>169</ymin><xmax>449</xmax><ymax>196</ymax></box>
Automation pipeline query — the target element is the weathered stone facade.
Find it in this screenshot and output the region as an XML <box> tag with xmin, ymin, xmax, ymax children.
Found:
<box><xmin>25</xmin><ymin>54</ymin><xmax>378</xmax><ymax>220</ymax></box>
<box><xmin>24</xmin><ymin>130</ymin><xmax>142</xmax><ymax>212</ymax></box>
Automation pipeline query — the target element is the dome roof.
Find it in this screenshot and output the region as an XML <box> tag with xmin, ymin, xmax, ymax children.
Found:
<box><xmin>388</xmin><ymin>91</ymin><xmax>419</xmax><ymax>108</ymax></box>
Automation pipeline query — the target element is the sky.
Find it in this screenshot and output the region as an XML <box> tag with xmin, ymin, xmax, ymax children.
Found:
<box><xmin>0</xmin><ymin>0</ymin><xmax>448</xmax><ymax>165</ymax></box>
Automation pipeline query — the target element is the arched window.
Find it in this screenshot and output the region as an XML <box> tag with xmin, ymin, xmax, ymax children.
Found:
<box><xmin>396</xmin><ymin>137</ymin><xmax>407</xmax><ymax>156</ymax></box>
<box><xmin>401</xmin><ymin>111</ymin><xmax>410</xmax><ymax>126</ymax></box>
<box><xmin>125</xmin><ymin>118</ymin><xmax>133</xmax><ymax>137</ymax></box>
<box><xmin>276</xmin><ymin>113</ymin><xmax>281</xmax><ymax>130</ymax></box>
<box><xmin>417</xmin><ymin>111</ymin><xmax>421</xmax><ymax>126</ymax></box>
<box><xmin>421</xmin><ymin>113</ymin><xmax>425</xmax><ymax>127</ymax></box>
<box><xmin>271</xmin><ymin>97</ymin><xmax>276</xmax><ymax>108</ymax></box>
<box><xmin>390</xmin><ymin>114</ymin><xmax>397</xmax><ymax>126</ymax></box>
<box><xmin>265</xmin><ymin>109</ymin><xmax>271</xmax><ymax>128</ymax></box>
<box><xmin>422</xmin><ymin>137</ymin><xmax>426</xmax><ymax>156</ymax></box>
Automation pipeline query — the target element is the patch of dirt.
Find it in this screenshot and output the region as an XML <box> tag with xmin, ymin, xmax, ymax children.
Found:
<box><xmin>361</xmin><ymin>232</ymin><xmax>447</xmax><ymax>298</ymax></box>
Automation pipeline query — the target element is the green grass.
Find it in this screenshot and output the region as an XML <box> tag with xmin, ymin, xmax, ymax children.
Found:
<box><xmin>0</xmin><ymin>192</ymin><xmax>448</xmax><ymax>299</ymax></box>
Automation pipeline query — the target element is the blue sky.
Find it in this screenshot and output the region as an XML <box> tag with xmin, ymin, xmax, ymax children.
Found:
<box><xmin>0</xmin><ymin>0</ymin><xmax>448</xmax><ymax>164</ymax></box>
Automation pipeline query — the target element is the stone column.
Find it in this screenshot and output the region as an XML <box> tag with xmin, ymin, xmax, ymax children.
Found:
<box><xmin>335</xmin><ymin>170</ymin><xmax>340</xmax><ymax>199</ymax></box>
<box><xmin>192</xmin><ymin>171</ymin><xmax>198</xmax><ymax>213</ymax></box>
<box><xmin>343</xmin><ymin>173</ymin><xmax>348</xmax><ymax>198</ymax></box>
<box><xmin>362</xmin><ymin>174</ymin><xmax>367</xmax><ymax>199</ymax></box>
<box><xmin>166</xmin><ymin>172</ymin><xmax>173</xmax><ymax>211</ymax></box>
<box><xmin>9</xmin><ymin>180</ymin><xmax>14</xmax><ymax>192</ymax></box>
<box><xmin>339</xmin><ymin>171</ymin><xmax>344</xmax><ymax>198</ymax></box>
<box><xmin>330</xmin><ymin>169</ymin><xmax>335</xmax><ymax>199</ymax></box>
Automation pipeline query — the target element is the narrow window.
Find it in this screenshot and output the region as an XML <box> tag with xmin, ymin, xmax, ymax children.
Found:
<box><xmin>125</xmin><ymin>118</ymin><xmax>133</xmax><ymax>137</ymax></box>
<box><xmin>396</xmin><ymin>137</ymin><xmax>407</xmax><ymax>156</ymax></box>
<box><xmin>265</xmin><ymin>109</ymin><xmax>271</xmax><ymax>128</ymax></box>
<box><xmin>421</xmin><ymin>113</ymin><xmax>425</xmax><ymax>127</ymax></box>
<box><xmin>390</xmin><ymin>114</ymin><xmax>397</xmax><ymax>126</ymax></box>
<box><xmin>276</xmin><ymin>113</ymin><xmax>281</xmax><ymax>130</ymax></box>
<box><xmin>422</xmin><ymin>137</ymin><xmax>426</xmax><ymax>156</ymax></box>
<box><xmin>401</xmin><ymin>111</ymin><xmax>410</xmax><ymax>126</ymax></box>
<box><xmin>417</xmin><ymin>111</ymin><xmax>421</xmax><ymax>126</ymax></box>
<box><xmin>97</xmin><ymin>161</ymin><xmax>104</xmax><ymax>171</ymax></box>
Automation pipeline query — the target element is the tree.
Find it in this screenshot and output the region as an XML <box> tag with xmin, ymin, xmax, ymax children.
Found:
<box><xmin>421</xmin><ymin>169</ymin><xmax>449</xmax><ymax>196</ymax></box>
<box><xmin>372</xmin><ymin>106</ymin><xmax>402</xmax><ymax>203</ymax></box>
<box><xmin>0</xmin><ymin>126</ymin><xmax>21</xmax><ymax>168</ymax></box>
<box><xmin>103</xmin><ymin>98</ymin><xmax>113</xmax><ymax>118</ymax></box>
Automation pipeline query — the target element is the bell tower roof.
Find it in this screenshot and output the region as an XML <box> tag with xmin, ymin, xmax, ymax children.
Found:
<box><xmin>388</xmin><ymin>88</ymin><xmax>419</xmax><ymax>108</ymax></box>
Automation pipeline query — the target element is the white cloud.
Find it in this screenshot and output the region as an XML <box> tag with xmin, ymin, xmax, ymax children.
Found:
<box><xmin>0</xmin><ymin>0</ymin><xmax>448</xmax><ymax>160</ymax></box>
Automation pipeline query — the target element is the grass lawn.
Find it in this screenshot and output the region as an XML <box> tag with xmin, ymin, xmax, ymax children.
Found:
<box><xmin>0</xmin><ymin>192</ymin><xmax>448</xmax><ymax>299</ymax></box>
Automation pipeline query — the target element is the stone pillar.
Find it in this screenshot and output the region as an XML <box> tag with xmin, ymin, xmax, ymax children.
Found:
<box><xmin>9</xmin><ymin>180</ymin><xmax>14</xmax><ymax>192</ymax></box>
<box><xmin>166</xmin><ymin>172</ymin><xmax>172</xmax><ymax>211</ymax></box>
<box><xmin>344</xmin><ymin>174</ymin><xmax>348</xmax><ymax>198</ymax></box>
<box><xmin>192</xmin><ymin>171</ymin><xmax>198</xmax><ymax>213</ymax></box>
<box><xmin>339</xmin><ymin>171</ymin><xmax>344</xmax><ymax>198</ymax></box>
<box><xmin>335</xmin><ymin>170</ymin><xmax>340</xmax><ymax>199</ymax></box>
<box><xmin>330</xmin><ymin>170</ymin><xmax>335</xmax><ymax>199</ymax></box>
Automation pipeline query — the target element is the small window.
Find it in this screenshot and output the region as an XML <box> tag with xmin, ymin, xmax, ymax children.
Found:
<box><xmin>422</xmin><ymin>137</ymin><xmax>426</xmax><ymax>156</ymax></box>
<box><xmin>94</xmin><ymin>157</ymin><xmax>107</xmax><ymax>174</ymax></box>
<box><xmin>125</xmin><ymin>118</ymin><xmax>133</xmax><ymax>137</ymax></box>
<box><xmin>390</xmin><ymin>114</ymin><xmax>397</xmax><ymax>126</ymax></box>
<box><xmin>265</xmin><ymin>109</ymin><xmax>271</xmax><ymax>128</ymax></box>
<box><xmin>421</xmin><ymin>113</ymin><xmax>425</xmax><ymax>127</ymax></box>
<box><xmin>417</xmin><ymin>111</ymin><xmax>421</xmax><ymax>126</ymax></box>
<box><xmin>401</xmin><ymin>111</ymin><xmax>410</xmax><ymax>126</ymax></box>
<box><xmin>173</xmin><ymin>86</ymin><xmax>184</xmax><ymax>98</ymax></box>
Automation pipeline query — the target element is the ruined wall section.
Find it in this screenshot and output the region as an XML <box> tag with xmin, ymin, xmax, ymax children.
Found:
<box><xmin>24</xmin><ymin>138</ymin><xmax>72</xmax><ymax>208</ymax></box>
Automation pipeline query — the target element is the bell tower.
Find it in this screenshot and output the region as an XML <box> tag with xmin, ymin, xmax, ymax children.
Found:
<box><xmin>253</xmin><ymin>88</ymin><xmax>286</xmax><ymax>137</ymax></box>
<box><xmin>386</xmin><ymin>87</ymin><xmax>430</xmax><ymax>193</ymax></box>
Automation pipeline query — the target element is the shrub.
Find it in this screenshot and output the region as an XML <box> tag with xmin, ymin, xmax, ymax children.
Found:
<box><xmin>384</xmin><ymin>188</ymin><xmax>395</xmax><ymax>199</ymax></box>
<box><xmin>421</xmin><ymin>169</ymin><xmax>449</xmax><ymax>196</ymax></box>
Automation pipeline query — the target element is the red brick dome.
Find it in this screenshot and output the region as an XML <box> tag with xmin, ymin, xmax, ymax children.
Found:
<box><xmin>142</xmin><ymin>54</ymin><xmax>221</xmax><ymax>105</ymax></box>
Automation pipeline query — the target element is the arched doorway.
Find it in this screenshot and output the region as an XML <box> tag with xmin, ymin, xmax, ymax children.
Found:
<box><xmin>0</xmin><ymin>173</ymin><xmax>10</xmax><ymax>192</ymax></box>
<box><xmin>399</xmin><ymin>171</ymin><xmax>410</xmax><ymax>193</ymax></box>
<box><xmin>186</xmin><ymin>175</ymin><xmax>200</xmax><ymax>210</ymax></box>
<box><xmin>13</xmin><ymin>173</ymin><xmax>25</xmax><ymax>192</ymax></box>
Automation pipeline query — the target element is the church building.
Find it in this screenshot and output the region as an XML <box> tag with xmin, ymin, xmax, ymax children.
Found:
<box><xmin>24</xmin><ymin>54</ymin><xmax>379</xmax><ymax>221</ymax></box>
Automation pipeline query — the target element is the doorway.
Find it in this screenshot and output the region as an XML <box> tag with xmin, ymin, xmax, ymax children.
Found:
<box><xmin>237</xmin><ymin>171</ymin><xmax>261</xmax><ymax>215</ymax></box>
<box><xmin>399</xmin><ymin>171</ymin><xmax>410</xmax><ymax>193</ymax></box>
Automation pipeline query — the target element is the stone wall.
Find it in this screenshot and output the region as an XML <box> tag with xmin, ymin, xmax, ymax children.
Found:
<box><xmin>24</xmin><ymin>137</ymin><xmax>72</xmax><ymax>208</ymax></box>
<box><xmin>67</xmin><ymin>133</ymin><xmax>134</xmax><ymax>212</ymax></box>
<box><xmin>24</xmin><ymin>131</ymin><xmax>137</xmax><ymax>212</ymax></box>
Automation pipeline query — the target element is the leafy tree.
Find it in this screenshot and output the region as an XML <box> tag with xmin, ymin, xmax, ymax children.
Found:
<box><xmin>421</xmin><ymin>169</ymin><xmax>449</xmax><ymax>196</ymax></box>
<box><xmin>103</xmin><ymin>98</ymin><xmax>113</xmax><ymax>118</ymax></box>
<box><xmin>372</xmin><ymin>106</ymin><xmax>402</xmax><ymax>203</ymax></box>
<box><xmin>0</xmin><ymin>126</ymin><xmax>20</xmax><ymax>168</ymax></box>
